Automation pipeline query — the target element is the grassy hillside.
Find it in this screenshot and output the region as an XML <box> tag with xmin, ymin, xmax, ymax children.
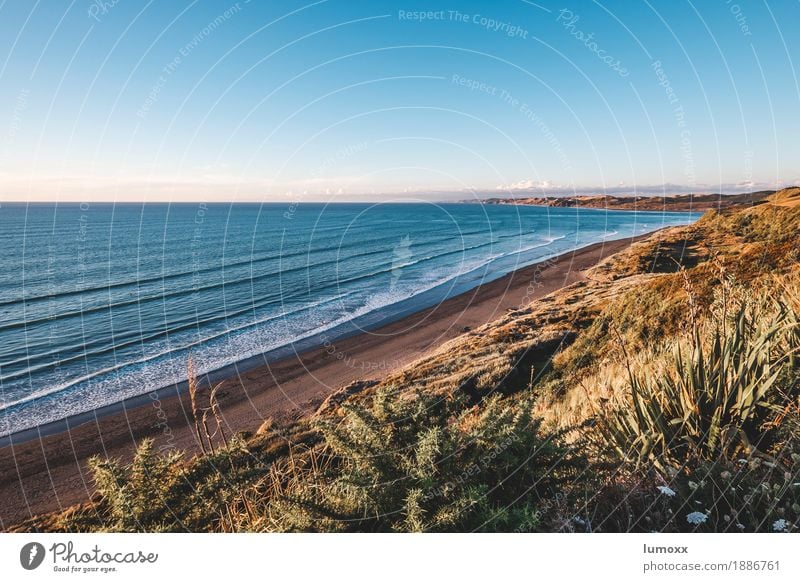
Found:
<box><xmin>17</xmin><ymin>190</ymin><xmax>800</xmax><ymax>533</ymax></box>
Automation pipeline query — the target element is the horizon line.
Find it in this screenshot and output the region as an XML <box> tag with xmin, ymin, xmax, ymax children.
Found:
<box><xmin>0</xmin><ymin>189</ymin><xmax>782</xmax><ymax>205</ymax></box>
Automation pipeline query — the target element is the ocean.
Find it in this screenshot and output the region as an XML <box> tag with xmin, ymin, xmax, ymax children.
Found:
<box><xmin>0</xmin><ymin>202</ymin><xmax>699</xmax><ymax>436</ymax></box>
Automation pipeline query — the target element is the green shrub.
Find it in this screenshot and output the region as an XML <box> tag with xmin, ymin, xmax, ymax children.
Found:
<box><xmin>587</xmin><ymin>278</ymin><xmax>800</xmax><ymax>532</ymax></box>
<box><xmin>601</xmin><ymin>293</ymin><xmax>796</xmax><ymax>471</ymax></box>
<box><xmin>261</xmin><ymin>389</ymin><xmax>585</xmax><ymax>532</ymax></box>
<box><xmin>88</xmin><ymin>440</ymin><xmax>186</xmax><ymax>531</ymax></box>
<box><xmin>86</xmin><ymin>436</ymin><xmax>272</xmax><ymax>532</ymax></box>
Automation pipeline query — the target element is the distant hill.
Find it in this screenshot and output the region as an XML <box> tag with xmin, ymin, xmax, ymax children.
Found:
<box><xmin>481</xmin><ymin>190</ymin><xmax>776</xmax><ymax>211</ymax></box>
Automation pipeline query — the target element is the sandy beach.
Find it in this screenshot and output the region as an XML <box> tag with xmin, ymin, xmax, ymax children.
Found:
<box><xmin>0</xmin><ymin>235</ymin><xmax>643</xmax><ymax>529</ymax></box>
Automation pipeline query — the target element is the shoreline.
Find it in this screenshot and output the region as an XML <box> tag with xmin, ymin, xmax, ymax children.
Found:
<box><xmin>0</xmin><ymin>233</ymin><xmax>653</xmax><ymax>528</ymax></box>
<box><xmin>0</xmin><ymin>226</ymin><xmax>680</xmax><ymax>446</ymax></box>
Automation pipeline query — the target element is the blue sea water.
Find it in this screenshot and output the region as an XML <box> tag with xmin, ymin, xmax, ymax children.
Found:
<box><xmin>0</xmin><ymin>202</ymin><xmax>699</xmax><ymax>435</ymax></box>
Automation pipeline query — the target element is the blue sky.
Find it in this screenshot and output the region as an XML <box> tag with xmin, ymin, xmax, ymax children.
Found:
<box><xmin>0</xmin><ymin>0</ymin><xmax>798</xmax><ymax>201</ymax></box>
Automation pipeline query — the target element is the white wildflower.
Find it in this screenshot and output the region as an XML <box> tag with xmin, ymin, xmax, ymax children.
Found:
<box><xmin>657</xmin><ymin>486</ymin><xmax>676</xmax><ymax>497</ymax></box>
<box><xmin>772</xmin><ymin>519</ymin><xmax>789</xmax><ymax>532</ymax></box>
<box><xmin>736</xmin><ymin>523</ymin><xmax>745</xmax><ymax>530</ymax></box>
<box><xmin>686</xmin><ymin>511</ymin><xmax>708</xmax><ymax>525</ymax></box>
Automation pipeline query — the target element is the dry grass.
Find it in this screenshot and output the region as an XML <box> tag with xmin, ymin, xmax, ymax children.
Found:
<box><xmin>187</xmin><ymin>358</ymin><xmax>229</xmax><ymax>454</ymax></box>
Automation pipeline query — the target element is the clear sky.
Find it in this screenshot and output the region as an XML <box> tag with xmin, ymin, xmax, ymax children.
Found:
<box><xmin>0</xmin><ymin>0</ymin><xmax>798</xmax><ymax>202</ymax></box>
